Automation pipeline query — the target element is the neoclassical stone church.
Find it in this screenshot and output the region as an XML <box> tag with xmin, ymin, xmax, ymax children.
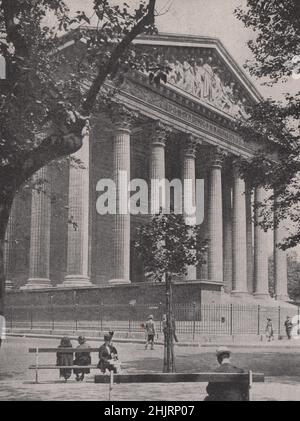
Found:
<box><xmin>4</xmin><ymin>32</ymin><xmax>290</xmax><ymax>304</ymax></box>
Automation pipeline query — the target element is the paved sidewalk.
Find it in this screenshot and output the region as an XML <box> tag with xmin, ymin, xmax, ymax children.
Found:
<box><xmin>1</xmin><ymin>337</ymin><xmax>300</xmax><ymax>400</ymax></box>
<box><xmin>7</xmin><ymin>330</ymin><xmax>300</xmax><ymax>349</ymax></box>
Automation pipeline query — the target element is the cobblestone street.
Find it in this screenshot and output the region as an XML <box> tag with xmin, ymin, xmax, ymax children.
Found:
<box><xmin>1</xmin><ymin>337</ymin><xmax>300</xmax><ymax>400</ymax></box>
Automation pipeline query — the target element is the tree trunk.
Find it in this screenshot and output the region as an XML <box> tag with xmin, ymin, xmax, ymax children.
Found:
<box><xmin>163</xmin><ymin>273</ymin><xmax>175</xmax><ymax>373</ymax></box>
<box><xmin>0</xmin><ymin>194</ymin><xmax>13</xmax><ymax>313</ymax></box>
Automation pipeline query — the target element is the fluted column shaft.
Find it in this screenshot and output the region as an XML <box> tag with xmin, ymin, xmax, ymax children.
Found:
<box><xmin>208</xmin><ymin>151</ymin><xmax>223</xmax><ymax>283</ymax></box>
<box><xmin>198</xmin><ymin>172</ymin><xmax>209</xmax><ymax>280</ymax></box>
<box><xmin>182</xmin><ymin>138</ymin><xmax>197</xmax><ymax>280</ymax></box>
<box><xmin>63</xmin><ymin>124</ymin><xmax>92</xmax><ymax>287</ymax></box>
<box><xmin>246</xmin><ymin>184</ymin><xmax>254</xmax><ymax>293</ymax></box>
<box><xmin>253</xmin><ymin>187</ymin><xmax>269</xmax><ymax>298</ymax></box>
<box><xmin>231</xmin><ymin>168</ymin><xmax>248</xmax><ymax>295</ymax></box>
<box><xmin>222</xmin><ymin>177</ymin><xmax>232</xmax><ymax>293</ymax></box>
<box><xmin>274</xmin><ymin>197</ymin><xmax>289</xmax><ymax>301</ymax></box>
<box><xmin>109</xmin><ymin>117</ymin><xmax>131</xmax><ymax>284</ymax></box>
<box><xmin>149</xmin><ymin>124</ymin><xmax>167</xmax><ymax>214</ymax></box>
<box><xmin>22</xmin><ymin>167</ymin><xmax>52</xmax><ymax>289</ymax></box>
<box><xmin>4</xmin><ymin>198</ymin><xmax>17</xmax><ymax>290</ymax></box>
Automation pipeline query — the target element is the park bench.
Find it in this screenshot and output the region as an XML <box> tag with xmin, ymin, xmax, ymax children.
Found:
<box><xmin>28</xmin><ymin>347</ymin><xmax>102</xmax><ymax>383</ymax></box>
<box><xmin>95</xmin><ymin>371</ymin><xmax>264</xmax><ymax>401</ymax></box>
<box><xmin>29</xmin><ymin>347</ymin><xmax>264</xmax><ymax>401</ymax></box>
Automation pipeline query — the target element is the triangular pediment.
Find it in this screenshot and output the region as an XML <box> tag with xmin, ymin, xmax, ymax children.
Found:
<box><xmin>132</xmin><ymin>33</ymin><xmax>262</xmax><ymax>119</ymax></box>
<box><xmin>58</xmin><ymin>31</ymin><xmax>261</xmax><ymax>120</ymax></box>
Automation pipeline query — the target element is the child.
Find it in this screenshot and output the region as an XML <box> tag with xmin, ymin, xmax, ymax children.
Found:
<box><xmin>56</xmin><ymin>336</ymin><xmax>73</xmax><ymax>382</ymax></box>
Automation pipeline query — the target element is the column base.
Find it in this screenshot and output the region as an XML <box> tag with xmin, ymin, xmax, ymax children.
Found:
<box><xmin>231</xmin><ymin>290</ymin><xmax>250</xmax><ymax>298</ymax></box>
<box><xmin>5</xmin><ymin>279</ymin><xmax>13</xmax><ymax>291</ymax></box>
<box><xmin>253</xmin><ymin>292</ymin><xmax>271</xmax><ymax>300</ymax></box>
<box><xmin>61</xmin><ymin>275</ymin><xmax>92</xmax><ymax>288</ymax></box>
<box><xmin>108</xmin><ymin>278</ymin><xmax>131</xmax><ymax>285</ymax></box>
<box><xmin>21</xmin><ymin>278</ymin><xmax>53</xmax><ymax>290</ymax></box>
<box><xmin>275</xmin><ymin>294</ymin><xmax>290</xmax><ymax>302</ymax></box>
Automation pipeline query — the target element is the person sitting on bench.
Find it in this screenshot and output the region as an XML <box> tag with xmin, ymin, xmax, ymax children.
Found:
<box><xmin>73</xmin><ymin>336</ymin><xmax>91</xmax><ymax>382</ymax></box>
<box><xmin>97</xmin><ymin>333</ymin><xmax>119</xmax><ymax>374</ymax></box>
<box><xmin>204</xmin><ymin>346</ymin><xmax>248</xmax><ymax>401</ymax></box>
<box><xmin>56</xmin><ymin>336</ymin><xmax>73</xmax><ymax>382</ymax></box>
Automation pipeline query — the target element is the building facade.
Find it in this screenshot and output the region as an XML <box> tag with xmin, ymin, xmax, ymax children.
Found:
<box><xmin>4</xmin><ymin>33</ymin><xmax>289</xmax><ymax>303</ymax></box>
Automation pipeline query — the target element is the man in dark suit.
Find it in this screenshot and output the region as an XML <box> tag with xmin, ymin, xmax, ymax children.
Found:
<box><xmin>98</xmin><ymin>333</ymin><xmax>119</xmax><ymax>374</ymax></box>
<box><xmin>205</xmin><ymin>346</ymin><xmax>248</xmax><ymax>401</ymax></box>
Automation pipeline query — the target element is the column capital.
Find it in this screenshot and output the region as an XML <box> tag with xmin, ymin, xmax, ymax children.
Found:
<box><xmin>209</xmin><ymin>147</ymin><xmax>227</xmax><ymax>168</ymax></box>
<box><xmin>110</xmin><ymin>104</ymin><xmax>139</xmax><ymax>132</ymax></box>
<box><xmin>149</xmin><ymin>120</ymin><xmax>172</xmax><ymax>147</ymax></box>
<box><xmin>182</xmin><ymin>134</ymin><xmax>201</xmax><ymax>158</ymax></box>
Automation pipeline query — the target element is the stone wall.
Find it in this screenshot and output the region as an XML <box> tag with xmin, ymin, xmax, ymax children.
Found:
<box><xmin>6</xmin><ymin>281</ymin><xmax>222</xmax><ymax>307</ymax></box>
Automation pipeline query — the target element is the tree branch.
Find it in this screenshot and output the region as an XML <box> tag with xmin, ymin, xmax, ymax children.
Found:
<box><xmin>81</xmin><ymin>0</ymin><xmax>156</xmax><ymax>114</ymax></box>
<box><xmin>3</xmin><ymin>0</ymin><xmax>156</xmax><ymax>187</ymax></box>
<box><xmin>15</xmin><ymin>120</ymin><xmax>86</xmax><ymax>187</ymax></box>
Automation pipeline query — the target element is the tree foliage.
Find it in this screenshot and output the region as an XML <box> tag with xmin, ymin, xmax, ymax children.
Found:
<box><xmin>134</xmin><ymin>211</ymin><xmax>208</xmax><ymax>282</ymax></box>
<box><xmin>235</xmin><ymin>0</ymin><xmax>300</xmax><ymax>248</ymax></box>
<box><xmin>0</xmin><ymin>0</ymin><xmax>157</xmax><ymax>310</ymax></box>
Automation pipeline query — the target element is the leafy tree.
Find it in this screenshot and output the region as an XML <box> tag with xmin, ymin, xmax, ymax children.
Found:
<box><xmin>135</xmin><ymin>210</ymin><xmax>207</xmax><ymax>372</ymax></box>
<box><xmin>0</xmin><ymin>0</ymin><xmax>158</xmax><ymax>311</ymax></box>
<box><xmin>135</xmin><ymin>211</ymin><xmax>207</xmax><ymax>282</ymax></box>
<box><xmin>234</xmin><ymin>0</ymin><xmax>300</xmax><ymax>248</ymax></box>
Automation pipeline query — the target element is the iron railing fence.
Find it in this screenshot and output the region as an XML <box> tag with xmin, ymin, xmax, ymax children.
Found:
<box><xmin>4</xmin><ymin>303</ymin><xmax>299</xmax><ymax>337</ymax></box>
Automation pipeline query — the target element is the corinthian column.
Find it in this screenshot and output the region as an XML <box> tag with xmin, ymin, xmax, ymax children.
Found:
<box><xmin>253</xmin><ymin>187</ymin><xmax>270</xmax><ymax>299</ymax></box>
<box><xmin>62</xmin><ymin>122</ymin><xmax>92</xmax><ymax>287</ymax></box>
<box><xmin>22</xmin><ymin>167</ymin><xmax>52</xmax><ymax>289</ymax></box>
<box><xmin>208</xmin><ymin>148</ymin><xmax>223</xmax><ymax>283</ymax></box>
<box><xmin>109</xmin><ymin>110</ymin><xmax>132</xmax><ymax>284</ymax></box>
<box><xmin>182</xmin><ymin>135</ymin><xmax>198</xmax><ymax>281</ymax></box>
<box><xmin>245</xmin><ymin>183</ymin><xmax>254</xmax><ymax>293</ymax></box>
<box><xmin>4</xmin><ymin>198</ymin><xmax>18</xmax><ymax>290</ymax></box>
<box><xmin>149</xmin><ymin>122</ymin><xmax>168</xmax><ymax>214</ymax></box>
<box><xmin>231</xmin><ymin>166</ymin><xmax>248</xmax><ymax>296</ymax></box>
<box><xmin>222</xmin><ymin>172</ymin><xmax>232</xmax><ymax>293</ymax></box>
<box><xmin>274</xmin><ymin>197</ymin><xmax>289</xmax><ymax>301</ymax></box>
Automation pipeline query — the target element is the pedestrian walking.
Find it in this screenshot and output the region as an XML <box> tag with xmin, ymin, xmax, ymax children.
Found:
<box><xmin>284</xmin><ymin>316</ymin><xmax>293</xmax><ymax>340</ymax></box>
<box><xmin>56</xmin><ymin>337</ymin><xmax>73</xmax><ymax>382</ymax></box>
<box><xmin>265</xmin><ymin>318</ymin><xmax>274</xmax><ymax>342</ymax></box>
<box><xmin>73</xmin><ymin>336</ymin><xmax>91</xmax><ymax>382</ymax></box>
<box><xmin>145</xmin><ymin>314</ymin><xmax>156</xmax><ymax>350</ymax></box>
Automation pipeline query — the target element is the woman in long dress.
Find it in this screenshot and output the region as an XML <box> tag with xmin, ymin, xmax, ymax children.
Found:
<box><xmin>73</xmin><ymin>336</ymin><xmax>91</xmax><ymax>382</ymax></box>
<box><xmin>56</xmin><ymin>336</ymin><xmax>73</xmax><ymax>381</ymax></box>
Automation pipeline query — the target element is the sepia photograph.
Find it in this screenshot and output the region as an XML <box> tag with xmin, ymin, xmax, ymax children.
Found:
<box><xmin>0</xmin><ymin>0</ymin><xmax>300</xmax><ymax>404</ymax></box>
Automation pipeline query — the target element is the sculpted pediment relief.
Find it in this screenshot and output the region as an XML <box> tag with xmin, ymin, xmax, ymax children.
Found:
<box><xmin>135</xmin><ymin>44</ymin><xmax>253</xmax><ymax>120</ymax></box>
